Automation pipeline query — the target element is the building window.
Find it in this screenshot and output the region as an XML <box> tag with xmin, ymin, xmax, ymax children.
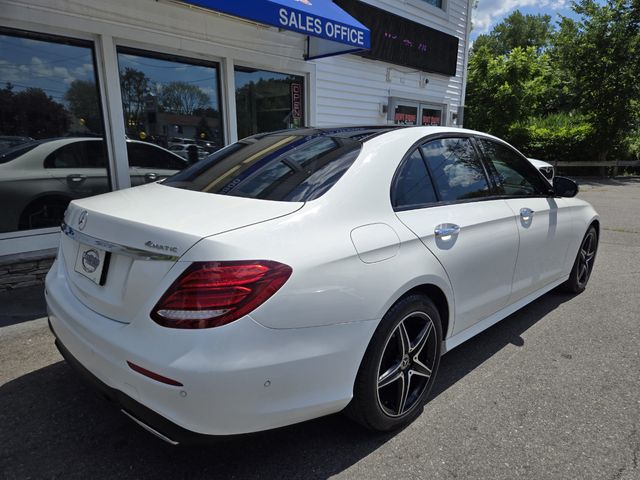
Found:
<box><xmin>116</xmin><ymin>48</ymin><xmax>223</xmax><ymax>180</ymax></box>
<box><xmin>234</xmin><ymin>67</ymin><xmax>305</xmax><ymax>139</ymax></box>
<box><xmin>422</xmin><ymin>0</ymin><xmax>443</xmax><ymax>8</ymax></box>
<box><xmin>0</xmin><ymin>29</ymin><xmax>107</xmax><ymax>234</ymax></box>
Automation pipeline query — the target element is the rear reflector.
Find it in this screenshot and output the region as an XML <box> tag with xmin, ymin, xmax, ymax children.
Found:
<box><xmin>150</xmin><ymin>260</ymin><xmax>292</xmax><ymax>329</ymax></box>
<box><xmin>127</xmin><ymin>361</ymin><xmax>183</xmax><ymax>386</ymax></box>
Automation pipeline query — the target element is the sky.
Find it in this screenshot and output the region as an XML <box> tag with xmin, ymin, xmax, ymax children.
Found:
<box><xmin>470</xmin><ymin>0</ymin><xmax>604</xmax><ymax>41</ymax></box>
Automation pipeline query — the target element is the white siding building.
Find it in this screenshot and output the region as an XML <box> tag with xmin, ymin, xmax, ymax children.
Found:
<box><xmin>0</xmin><ymin>0</ymin><xmax>471</xmax><ymax>268</ymax></box>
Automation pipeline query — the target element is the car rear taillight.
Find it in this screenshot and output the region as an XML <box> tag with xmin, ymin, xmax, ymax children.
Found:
<box><xmin>150</xmin><ymin>260</ymin><xmax>292</xmax><ymax>329</ymax></box>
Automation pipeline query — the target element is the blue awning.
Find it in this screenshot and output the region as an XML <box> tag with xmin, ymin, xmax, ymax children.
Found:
<box><xmin>181</xmin><ymin>0</ymin><xmax>370</xmax><ymax>60</ymax></box>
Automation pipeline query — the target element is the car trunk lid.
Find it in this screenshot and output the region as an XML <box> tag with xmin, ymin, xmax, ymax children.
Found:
<box><xmin>59</xmin><ymin>182</ymin><xmax>303</xmax><ymax>322</ymax></box>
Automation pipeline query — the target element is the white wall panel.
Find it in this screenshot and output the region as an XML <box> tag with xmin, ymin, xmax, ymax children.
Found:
<box><xmin>314</xmin><ymin>0</ymin><xmax>470</xmax><ymax>127</ymax></box>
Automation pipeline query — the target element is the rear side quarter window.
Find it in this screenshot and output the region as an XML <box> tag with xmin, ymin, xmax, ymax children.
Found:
<box><xmin>392</xmin><ymin>149</ymin><xmax>438</xmax><ymax>210</ymax></box>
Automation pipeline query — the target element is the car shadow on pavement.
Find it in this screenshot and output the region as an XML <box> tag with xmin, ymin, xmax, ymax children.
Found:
<box><xmin>0</xmin><ymin>290</ymin><xmax>575</xmax><ymax>479</ymax></box>
<box><xmin>0</xmin><ymin>285</ymin><xmax>47</xmax><ymax>328</ymax></box>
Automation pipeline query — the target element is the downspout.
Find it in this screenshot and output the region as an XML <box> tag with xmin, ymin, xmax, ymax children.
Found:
<box><xmin>459</xmin><ymin>0</ymin><xmax>473</xmax><ymax>128</ymax></box>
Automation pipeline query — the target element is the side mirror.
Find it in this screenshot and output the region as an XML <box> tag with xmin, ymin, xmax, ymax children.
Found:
<box><xmin>553</xmin><ymin>176</ymin><xmax>579</xmax><ymax>197</ymax></box>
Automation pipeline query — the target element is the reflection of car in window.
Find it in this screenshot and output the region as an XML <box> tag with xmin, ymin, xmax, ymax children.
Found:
<box><xmin>0</xmin><ymin>135</ymin><xmax>34</xmax><ymax>152</ymax></box>
<box><xmin>168</xmin><ymin>144</ymin><xmax>207</xmax><ymax>162</ymax></box>
<box><xmin>0</xmin><ymin>138</ymin><xmax>186</xmax><ymax>233</ymax></box>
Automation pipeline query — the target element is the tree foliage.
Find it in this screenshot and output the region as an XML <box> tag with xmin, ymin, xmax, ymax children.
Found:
<box><xmin>473</xmin><ymin>10</ymin><xmax>553</xmax><ymax>55</ymax></box>
<box><xmin>554</xmin><ymin>0</ymin><xmax>640</xmax><ymax>161</ymax></box>
<box><xmin>64</xmin><ymin>80</ymin><xmax>103</xmax><ymax>134</ymax></box>
<box><xmin>0</xmin><ymin>83</ymin><xmax>69</xmax><ymax>138</ymax></box>
<box><xmin>158</xmin><ymin>81</ymin><xmax>210</xmax><ymax>115</ymax></box>
<box><xmin>120</xmin><ymin>67</ymin><xmax>150</xmax><ymax>126</ymax></box>
<box><xmin>465</xmin><ymin>1</ymin><xmax>640</xmax><ymax>164</ymax></box>
<box><xmin>466</xmin><ymin>46</ymin><xmax>558</xmax><ymax>138</ymax></box>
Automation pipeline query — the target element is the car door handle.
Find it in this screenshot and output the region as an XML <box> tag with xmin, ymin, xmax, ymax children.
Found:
<box><xmin>66</xmin><ymin>174</ymin><xmax>87</xmax><ymax>187</ymax></box>
<box><xmin>520</xmin><ymin>208</ymin><xmax>535</xmax><ymax>219</ymax></box>
<box><xmin>434</xmin><ymin>223</ymin><xmax>460</xmax><ymax>238</ymax></box>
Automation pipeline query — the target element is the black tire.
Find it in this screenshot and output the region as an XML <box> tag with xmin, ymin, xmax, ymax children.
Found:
<box><xmin>560</xmin><ymin>225</ymin><xmax>598</xmax><ymax>294</ymax></box>
<box><xmin>18</xmin><ymin>198</ymin><xmax>70</xmax><ymax>231</ymax></box>
<box><xmin>346</xmin><ymin>294</ymin><xmax>442</xmax><ymax>432</ymax></box>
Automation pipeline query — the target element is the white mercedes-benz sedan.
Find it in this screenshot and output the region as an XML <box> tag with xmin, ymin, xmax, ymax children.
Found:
<box><xmin>46</xmin><ymin>127</ymin><xmax>599</xmax><ymax>444</ymax></box>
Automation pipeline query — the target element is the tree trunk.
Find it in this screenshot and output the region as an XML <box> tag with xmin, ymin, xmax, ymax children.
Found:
<box><xmin>599</xmin><ymin>149</ymin><xmax>609</xmax><ymax>177</ymax></box>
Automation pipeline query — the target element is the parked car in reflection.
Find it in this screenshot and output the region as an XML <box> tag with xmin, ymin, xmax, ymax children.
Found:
<box><xmin>168</xmin><ymin>143</ymin><xmax>208</xmax><ymax>162</ymax></box>
<box><xmin>528</xmin><ymin>158</ymin><xmax>555</xmax><ymax>183</ymax></box>
<box><xmin>196</xmin><ymin>139</ymin><xmax>220</xmax><ymax>153</ymax></box>
<box><xmin>0</xmin><ymin>135</ymin><xmax>34</xmax><ymax>152</ymax></box>
<box><xmin>0</xmin><ymin>137</ymin><xmax>186</xmax><ymax>233</ymax></box>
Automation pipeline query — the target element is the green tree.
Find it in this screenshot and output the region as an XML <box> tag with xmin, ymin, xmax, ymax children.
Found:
<box><xmin>473</xmin><ymin>11</ymin><xmax>553</xmax><ymax>56</ymax></box>
<box><xmin>0</xmin><ymin>86</ymin><xmax>69</xmax><ymax>138</ymax></box>
<box><xmin>554</xmin><ymin>0</ymin><xmax>640</xmax><ymax>162</ymax></box>
<box><xmin>465</xmin><ymin>46</ymin><xmax>559</xmax><ymax>138</ymax></box>
<box><xmin>158</xmin><ymin>81</ymin><xmax>209</xmax><ymax>115</ymax></box>
<box><xmin>64</xmin><ymin>80</ymin><xmax>102</xmax><ymax>133</ymax></box>
<box><xmin>120</xmin><ymin>67</ymin><xmax>150</xmax><ymax>128</ymax></box>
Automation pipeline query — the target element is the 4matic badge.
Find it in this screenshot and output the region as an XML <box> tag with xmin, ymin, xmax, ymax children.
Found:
<box><xmin>145</xmin><ymin>241</ymin><xmax>178</xmax><ymax>253</ymax></box>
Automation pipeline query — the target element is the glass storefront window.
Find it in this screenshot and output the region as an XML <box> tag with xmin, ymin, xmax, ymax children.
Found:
<box><xmin>234</xmin><ymin>67</ymin><xmax>305</xmax><ymax>139</ymax></box>
<box><xmin>420</xmin><ymin>106</ymin><xmax>443</xmax><ymax>126</ymax></box>
<box><xmin>116</xmin><ymin>48</ymin><xmax>223</xmax><ymax>183</ymax></box>
<box><xmin>0</xmin><ymin>30</ymin><xmax>107</xmax><ymax>233</ymax></box>
<box><xmin>394</xmin><ymin>104</ymin><xmax>418</xmax><ymax>125</ymax></box>
<box><xmin>421</xmin><ymin>0</ymin><xmax>443</xmax><ymax>8</ymax></box>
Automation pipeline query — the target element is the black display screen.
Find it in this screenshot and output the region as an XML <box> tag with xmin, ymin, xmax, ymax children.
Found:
<box><xmin>334</xmin><ymin>0</ymin><xmax>459</xmax><ymax>76</ymax></box>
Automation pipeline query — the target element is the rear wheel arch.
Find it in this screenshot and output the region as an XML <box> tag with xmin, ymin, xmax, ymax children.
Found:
<box><xmin>400</xmin><ymin>284</ymin><xmax>450</xmax><ymax>340</ymax></box>
<box><xmin>18</xmin><ymin>194</ymin><xmax>71</xmax><ymax>230</ymax></box>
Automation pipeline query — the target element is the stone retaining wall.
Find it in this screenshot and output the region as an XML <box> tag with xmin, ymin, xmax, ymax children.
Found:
<box><xmin>0</xmin><ymin>249</ymin><xmax>57</xmax><ymax>291</ymax></box>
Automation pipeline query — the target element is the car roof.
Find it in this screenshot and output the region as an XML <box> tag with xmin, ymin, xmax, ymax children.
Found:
<box><xmin>245</xmin><ymin>126</ymin><xmax>507</xmax><ymax>145</ymax></box>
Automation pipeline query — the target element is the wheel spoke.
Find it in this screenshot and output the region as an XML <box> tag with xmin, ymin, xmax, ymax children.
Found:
<box><xmin>409</xmin><ymin>321</ymin><xmax>433</xmax><ymax>356</ymax></box>
<box><xmin>578</xmin><ymin>263</ymin><xmax>588</xmax><ymax>282</ymax></box>
<box><xmin>410</xmin><ymin>358</ymin><xmax>432</xmax><ymax>379</ymax></box>
<box><xmin>378</xmin><ymin>363</ymin><xmax>403</xmax><ymax>389</ymax></box>
<box><xmin>397</xmin><ymin>321</ymin><xmax>410</xmax><ymax>357</ymax></box>
<box><xmin>397</xmin><ymin>372</ymin><xmax>410</xmax><ymax>415</ymax></box>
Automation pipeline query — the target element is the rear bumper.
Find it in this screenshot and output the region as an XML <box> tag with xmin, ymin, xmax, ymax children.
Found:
<box><xmin>51</xmin><ymin>321</ymin><xmax>204</xmax><ymax>445</ymax></box>
<box><xmin>45</xmin><ymin>258</ymin><xmax>378</xmax><ymax>438</ymax></box>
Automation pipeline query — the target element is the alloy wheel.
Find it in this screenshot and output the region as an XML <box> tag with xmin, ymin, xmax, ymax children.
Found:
<box><xmin>577</xmin><ymin>230</ymin><xmax>597</xmax><ymax>287</ymax></box>
<box><xmin>376</xmin><ymin>311</ymin><xmax>437</xmax><ymax>418</ymax></box>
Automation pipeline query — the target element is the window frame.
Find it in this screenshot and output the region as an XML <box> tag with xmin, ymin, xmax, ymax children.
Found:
<box><xmin>0</xmin><ymin>26</ymin><xmax>111</xmax><ymax>242</ymax></box>
<box><xmin>115</xmin><ymin>45</ymin><xmax>225</xmax><ymax>149</ymax></box>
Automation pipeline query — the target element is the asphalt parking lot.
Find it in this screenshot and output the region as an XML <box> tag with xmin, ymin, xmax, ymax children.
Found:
<box><xmin>1</xmin><ymin>177</ymin><xmax>639</xmax><ymax>480</ymax></box>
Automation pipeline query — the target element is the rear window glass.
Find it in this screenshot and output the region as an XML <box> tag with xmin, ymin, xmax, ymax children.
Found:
<box><xmin>163</xmin><ymin>133</ymin><xmax>362</xmax><ymax>202</ymax></box>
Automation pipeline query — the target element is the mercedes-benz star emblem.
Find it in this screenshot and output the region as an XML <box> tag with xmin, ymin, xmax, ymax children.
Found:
<box><xmin>81</xmin><ymin>249</ymin><xmax>100</xmax><ymax>274</ymax></box>
<box><xmin>78</xmin><ymin>210</ymin><xmax>88</xmax><ymax>230</ymax></box>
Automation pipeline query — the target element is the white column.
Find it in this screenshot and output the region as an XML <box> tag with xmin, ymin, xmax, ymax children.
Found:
<box><xmin>222</xmin><ymin>56</ymin><xmax>238</xmax><ymax>144</ymax></box>
<box><xmin>95</xmin><ymin>34</ymin><xmax>131</xmax><ymax>189</ymax></box>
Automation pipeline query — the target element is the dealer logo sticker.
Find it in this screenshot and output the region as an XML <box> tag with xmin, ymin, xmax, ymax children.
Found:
<box><xmin>81</xmin><ymin>249</ymin><xmax>100</xmax><ymax>274</ymax></box>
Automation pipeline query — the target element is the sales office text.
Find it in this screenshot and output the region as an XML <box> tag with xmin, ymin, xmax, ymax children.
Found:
<box><xmin>278</xmin><ymin>8</ymin><xmax>365</xmax><ymax>46</ymax></box>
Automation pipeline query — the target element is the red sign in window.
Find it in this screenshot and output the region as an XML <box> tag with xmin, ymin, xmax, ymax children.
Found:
<box><xmin>291</xmin><ymin>83</ymin><xmax>302</xmax><ymax>120</ymax></box>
